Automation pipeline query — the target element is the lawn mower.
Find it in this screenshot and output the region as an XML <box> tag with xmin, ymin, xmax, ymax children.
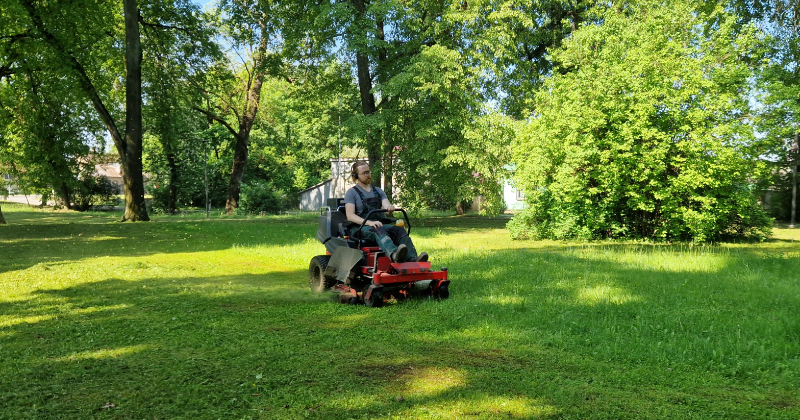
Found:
<box><xmin>308</xmin><ymin>198</ymin><xmax>450</xmax><ymax>307</ymax></box>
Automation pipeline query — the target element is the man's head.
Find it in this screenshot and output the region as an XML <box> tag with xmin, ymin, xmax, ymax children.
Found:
<box><xmin>351</xmin><ymin>160</ymin><xmax>372</xmax><ymax>185</ymax></box>
<box><xmin>351</xmin><ymin>161</ymin><xmax>371</xmax><ymax>184</ymax></box>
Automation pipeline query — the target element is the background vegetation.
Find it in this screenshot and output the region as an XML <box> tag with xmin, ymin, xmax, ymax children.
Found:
<box><xmin>1</xmin><ymin>0</ymin><xmax>799</xmax><ymax>237</ymax></box>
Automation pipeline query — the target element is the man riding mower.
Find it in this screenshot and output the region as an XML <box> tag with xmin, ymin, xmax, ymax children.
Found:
<box><xmin>307</xmin><ymin>161</ymin><xmax>450</xmax><ymax>307</ymax></box>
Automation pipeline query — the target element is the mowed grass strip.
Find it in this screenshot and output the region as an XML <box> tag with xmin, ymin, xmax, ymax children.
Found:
<box><xmin>0</xmin><ymin>204</ymin><xmax>798</xmax><ymax>419</ymax></box>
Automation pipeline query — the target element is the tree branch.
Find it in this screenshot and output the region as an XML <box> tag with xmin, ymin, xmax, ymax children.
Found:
<box><xmin>138</xmin><ymin>15</ymin><xmax>191</xmax><ymax>34</ymax></box>
<box><xmin>191</xmin><ymin>105</ymin><xmax>240</xmax><ymax>138</ymax></box>
<box><xmin>18</xmin><ymin>0</ymin><xmax>125</xmax><ymax>153</ymax></box>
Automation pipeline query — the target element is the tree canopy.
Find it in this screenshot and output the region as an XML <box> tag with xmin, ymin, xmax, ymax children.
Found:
<box><xmin>508</xmin><ymin>0</ymin><xmax>772</xmax><ymax>241</ymax></box>
<box><xmin>1</xmin><ymin>0</ymin><xmax>797</xmax><ymax>240</ymax></box>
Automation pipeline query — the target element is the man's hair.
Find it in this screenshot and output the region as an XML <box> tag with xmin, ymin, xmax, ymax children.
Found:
<box><xmin>351</xmin><ymin>160</ymin><xmax>369</xmax><ymax>180</ymax></box>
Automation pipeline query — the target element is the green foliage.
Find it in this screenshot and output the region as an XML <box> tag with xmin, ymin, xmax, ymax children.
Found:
<box><xmin>751</xmin><ymin>1</ymin><xmax>800</xmax><ymax>222</ymax></box>
<box><xmin>467</xmin><ymin>0</ymin><xmax>593</xmax><ymax>118</ymax></box>
<box><xmin>511</xmin><ymin>0</ymin><xmax>772</xmax><ymax>242</ymax></box>
<box><xmin>238</xmin><ymin>181</ymin><xmax>291</xmax><ymax>214</ymax></box>
<box><xmin>72</xmin><ymin>174</ymin><xmax>121</xmax><ymax>211</ymax></box>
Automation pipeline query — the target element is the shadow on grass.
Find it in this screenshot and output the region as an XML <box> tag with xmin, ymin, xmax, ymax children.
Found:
<box><xmin>0</xmin><ymin>214</ymin><xmax>321</xmax><ymax>274</ymax></box>
<box><xmin>2</xmin><ymin>243</ymin><xmax>799</xmax><ymax>419</ymax></box>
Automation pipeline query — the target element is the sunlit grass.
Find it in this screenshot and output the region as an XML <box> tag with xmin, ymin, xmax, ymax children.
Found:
<box><xmin>0</xmin><ymin>207</ymin><xmax>799</xmax><ymax>419</ymax></box>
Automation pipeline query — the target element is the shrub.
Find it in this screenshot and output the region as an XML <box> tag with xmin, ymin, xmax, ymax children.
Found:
<box><xmin>72</xmin><ymin>175</ymin><xmax>121</xmax><ymax>211</ymax></box>
<box><xmin>239</xmin><ymin>182</ymin><xmax>289</xmax><ymax>214</ymax></box>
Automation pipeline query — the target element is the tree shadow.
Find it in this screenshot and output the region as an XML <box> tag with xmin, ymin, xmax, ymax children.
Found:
<box><xmin>0</xmin><ymin>216</ymin><xmax>320</xmax><ymax>274</ymax></box>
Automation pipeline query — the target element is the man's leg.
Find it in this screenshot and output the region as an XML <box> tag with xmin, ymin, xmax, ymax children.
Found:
<box><xmin>388</xmin><ymin>226</ymin><xmax>427</xmax><ymax>262</ymax></box>
<box><xmin>352</xmin><ymin>225</ymin><xmax>406</xmax><ymax>262</ymax></box>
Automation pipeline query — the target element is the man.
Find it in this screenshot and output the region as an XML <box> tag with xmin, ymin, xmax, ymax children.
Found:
<box><xmin>344</xmin><ymin>161</ymin><xmax>428</xmax><ymax>263</ymax></box>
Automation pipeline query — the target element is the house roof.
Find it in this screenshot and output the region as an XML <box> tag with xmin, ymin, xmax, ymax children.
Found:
<box><xmin>298</xmin><ymin>178</ymin><xmax>332</xmax><ymax>195</ymax></box>
<box><xmin>96</xmin><ymin>163</ymin><xmax>122</xmax><ymax>179</ymax></box>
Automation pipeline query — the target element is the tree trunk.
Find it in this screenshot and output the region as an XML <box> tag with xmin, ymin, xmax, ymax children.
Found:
<box><xmin>57</xmin><ymin>182</ymin><xmax>73</xmax><ymax>210</ymax></box>
<box><xmin>121</xmin><ymin>0</ymin><xmax>149</xmax><ymax>221</ymax></box>
<box><xmin>0</xmin><ymin>204</ymin><xmax>5</xmax><ymax>224</ymax></box>
<box><xmin>167</xmin><ymin>151</ymin><xmax>178</xmax><ymax>214</ymax></box>
<box><xmin>224</xmin><ymin>62</ymin><xmax>264</xmax><ymax>213</ymax></box>
<box><xmin>225</xmin><ymin>133</ymin><xmax>249</xmax><ymax>212</ymax></box>
<box><xmin>383</xmin><ymin>146</ymin><xmax>393</xmax><ymax>199</ymax></box>
<box><xmin>351</xmin><ymin>0</ymin><xmax>382</xmax><ymax>186</ymax></box>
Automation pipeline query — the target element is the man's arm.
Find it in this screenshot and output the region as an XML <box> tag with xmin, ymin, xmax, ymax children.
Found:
<box><xmin>345</xmin><ymin>203</ymin><xmax>382</xmax><ymax>228</ymax></box>
<box><xmin>381</xmin><ymin>198</ymin><xmax>395</xmax><ymax>215</ymax></box>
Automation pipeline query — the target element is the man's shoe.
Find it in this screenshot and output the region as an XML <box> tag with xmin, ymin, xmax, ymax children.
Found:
<box><xmin>417</xmin><ymin>252</ymin><xmax>429</xmax><ymax>263</ymax></box>
<box><xmin>391</xmin><ymin>244</ymin><xmax>408</xmax><ymax>263</ymax></box>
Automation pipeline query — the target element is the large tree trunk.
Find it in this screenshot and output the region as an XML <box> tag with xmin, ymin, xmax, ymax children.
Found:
<box><xmin>121</xmin><ymin>0</ymin><xmax>149</xmax><ymax>221</ymax></box>
<box><xmin>350</xmin><ymin>0</ymin><xmax>383</xmax><ymax>186</ymax></box>
<box><xmin>0</xmin><ymin>204</ymin><xmax>5</xmax><ymax>224</ymax></box>
<box><xmin>224</xmin><ymin>63</ymin><xmax>264</xmax><ymax>213</ymax></box>
<box><xmin>56</xmin><ymin>182</ymin><xmax>72</xmax><ymax>210</ymax></box>
<box><xmin>167</xmin><ymin>151</ymin><xmax>178</xmax><ymax>214</ymax></box>
<box><xmin>225</xmin><ymin>133</ymin><xmax>249</xmax><ymax>212</ymax></box>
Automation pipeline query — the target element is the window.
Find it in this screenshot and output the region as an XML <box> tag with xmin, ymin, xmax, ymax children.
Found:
<box><xmin>515</xmin><ymin>189</ymin><xmax>525</xmax><ymax>201</ymax></box>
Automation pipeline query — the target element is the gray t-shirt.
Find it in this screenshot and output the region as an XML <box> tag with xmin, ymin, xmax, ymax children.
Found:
<box><xmin>344</xmin><ymin>185</ymin><xmax>387</xmax><ymax>219</ymax></box>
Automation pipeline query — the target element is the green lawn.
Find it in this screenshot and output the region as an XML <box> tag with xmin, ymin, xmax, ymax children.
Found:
<box><xmin>1</xmin><ymin>203</ymin><xmax>798</xmax><ymax>419</ymax></box>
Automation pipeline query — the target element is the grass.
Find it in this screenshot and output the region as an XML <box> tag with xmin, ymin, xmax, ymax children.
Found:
<box><xmin>0</xmin><ymin>202</ymin><xmax>798</xmax><ymax>419</ymax></box>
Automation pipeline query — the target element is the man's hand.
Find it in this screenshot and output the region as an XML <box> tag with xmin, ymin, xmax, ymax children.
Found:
<box><xmin>367</xmin><ymin>220</ymin><xmax>383</xmax><ymax>228</ymax></box>
<box><xmin>385</xmin><ymin>203</ymin><xmax>395</xmax><ymax>216</ymax></box>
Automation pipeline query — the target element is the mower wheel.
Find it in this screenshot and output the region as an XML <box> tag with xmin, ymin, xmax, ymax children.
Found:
<box><xmin>434</xmin><ymin>284</ymin><xmax>450</xmax><ymax>300</ymax></box>
<box><xmin>364</xmin><ymin>289</ymin><xmax>384</xmax><ymax>308</ymax></box>
<box><xmin>308</xmin><ymin>255</ymin><xmax>336</xmax><ymax>292</ymax></box>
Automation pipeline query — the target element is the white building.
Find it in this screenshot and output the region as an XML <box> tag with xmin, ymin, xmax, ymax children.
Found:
<box><xmin>299</xmin><ymin>159</ymin><xmax>358</xmax><ymax>211</ymax></box>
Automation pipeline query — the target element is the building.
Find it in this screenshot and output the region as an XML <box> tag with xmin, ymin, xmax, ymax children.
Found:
<box><xmin>94</xmin><ymin>163</ymin><xmax>124</xmax><ymax>189</ymax></box>
<box><xmin>299</xmin><ymin>159</ymin><xmax>357</xmax><ymax>211</ymax></box>
<box><xmin>2</xmin><ymin>173</ymin><xmax>15</xmax><ymax>197</ymax></box>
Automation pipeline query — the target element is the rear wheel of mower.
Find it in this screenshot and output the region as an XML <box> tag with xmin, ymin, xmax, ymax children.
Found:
<box><xmin>434</xmin><ymin>284</ymin><xmax>450</xmax><ymax>300</ymax></box>
<box><xmin>308</xmin><ymin>255</ymin><xmax>336</xmax><ymax>292</ymax></box>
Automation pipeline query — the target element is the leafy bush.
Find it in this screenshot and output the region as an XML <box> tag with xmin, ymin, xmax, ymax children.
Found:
<box><xmin>72</xmin><ymin>175</ymin><xmax>121</xmax><ymax>211</ymax></box>
<box><xmin>510</xmin><ymin>1</ymin><xmax>772</xmax><ymax>242</ymax></box>
<box><xmin>239</xmin><ymin>182</ymin><xmax>289</xmax><ymax>214</ymax></box>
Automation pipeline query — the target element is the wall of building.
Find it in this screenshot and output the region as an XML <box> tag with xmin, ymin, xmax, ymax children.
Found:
<box><xmin>299</xmin><ymin>180</ymin><xmax>333</xmax><ymax>211</ymax></box>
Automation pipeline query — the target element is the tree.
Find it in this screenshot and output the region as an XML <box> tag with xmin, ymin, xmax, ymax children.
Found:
<box><xmin>0</xmin><ymin>64</ymin><xmax>102</xmax><ymax>209</ymax></box>
<box><xmin>509</xmin><ymin>0</ymin><xmax>771</xmax><ymax>241</ymax></box>
<box><xmin>140</xmin><ymin>1</ymin><xmax>220</xmax><ymax>214</ymax></box>
<box><xmin>0</xmin><ymin>204</ymin><xmax>5</xmax><ymax>224</ymax></box>
<box><xmin>751</xmin><ymin>0</ymin><xmax>800</xmax><ymax>226</ymax></box>
<box><xmin>7</xmin><ymin>0</ymin><xmax>149</xmax><ymax>220</ymax></box>
<box><xmin>194</xmin><ymin>0</ymin><xmax>324</xmax><ymax>213</ymax></box>
<box><xmin>319</xmin><ymin>0</ymin><xmax>516</xmax><ymax>212</ymax></box>
<box><xmin>469</xmin><ymin>0</ymin><xmax>593</xmax><ymax>118</ymax></box>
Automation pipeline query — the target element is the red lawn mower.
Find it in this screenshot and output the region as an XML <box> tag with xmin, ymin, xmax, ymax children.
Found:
<box><xmin>308</xmin><ymin>198</ymin><xmax>450</xmax><ymax>307</ymax></box>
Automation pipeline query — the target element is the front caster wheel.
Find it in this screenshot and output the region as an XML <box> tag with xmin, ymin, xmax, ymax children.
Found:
<box><xmin>364</xmin><ymin>290</ymin><xmax>384</xmax><ymax>308</ymax></box>
<box><xmin>434</xmin><ymin>284</ymin><xmax>449</xmax><ymax>300</ymax></box>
